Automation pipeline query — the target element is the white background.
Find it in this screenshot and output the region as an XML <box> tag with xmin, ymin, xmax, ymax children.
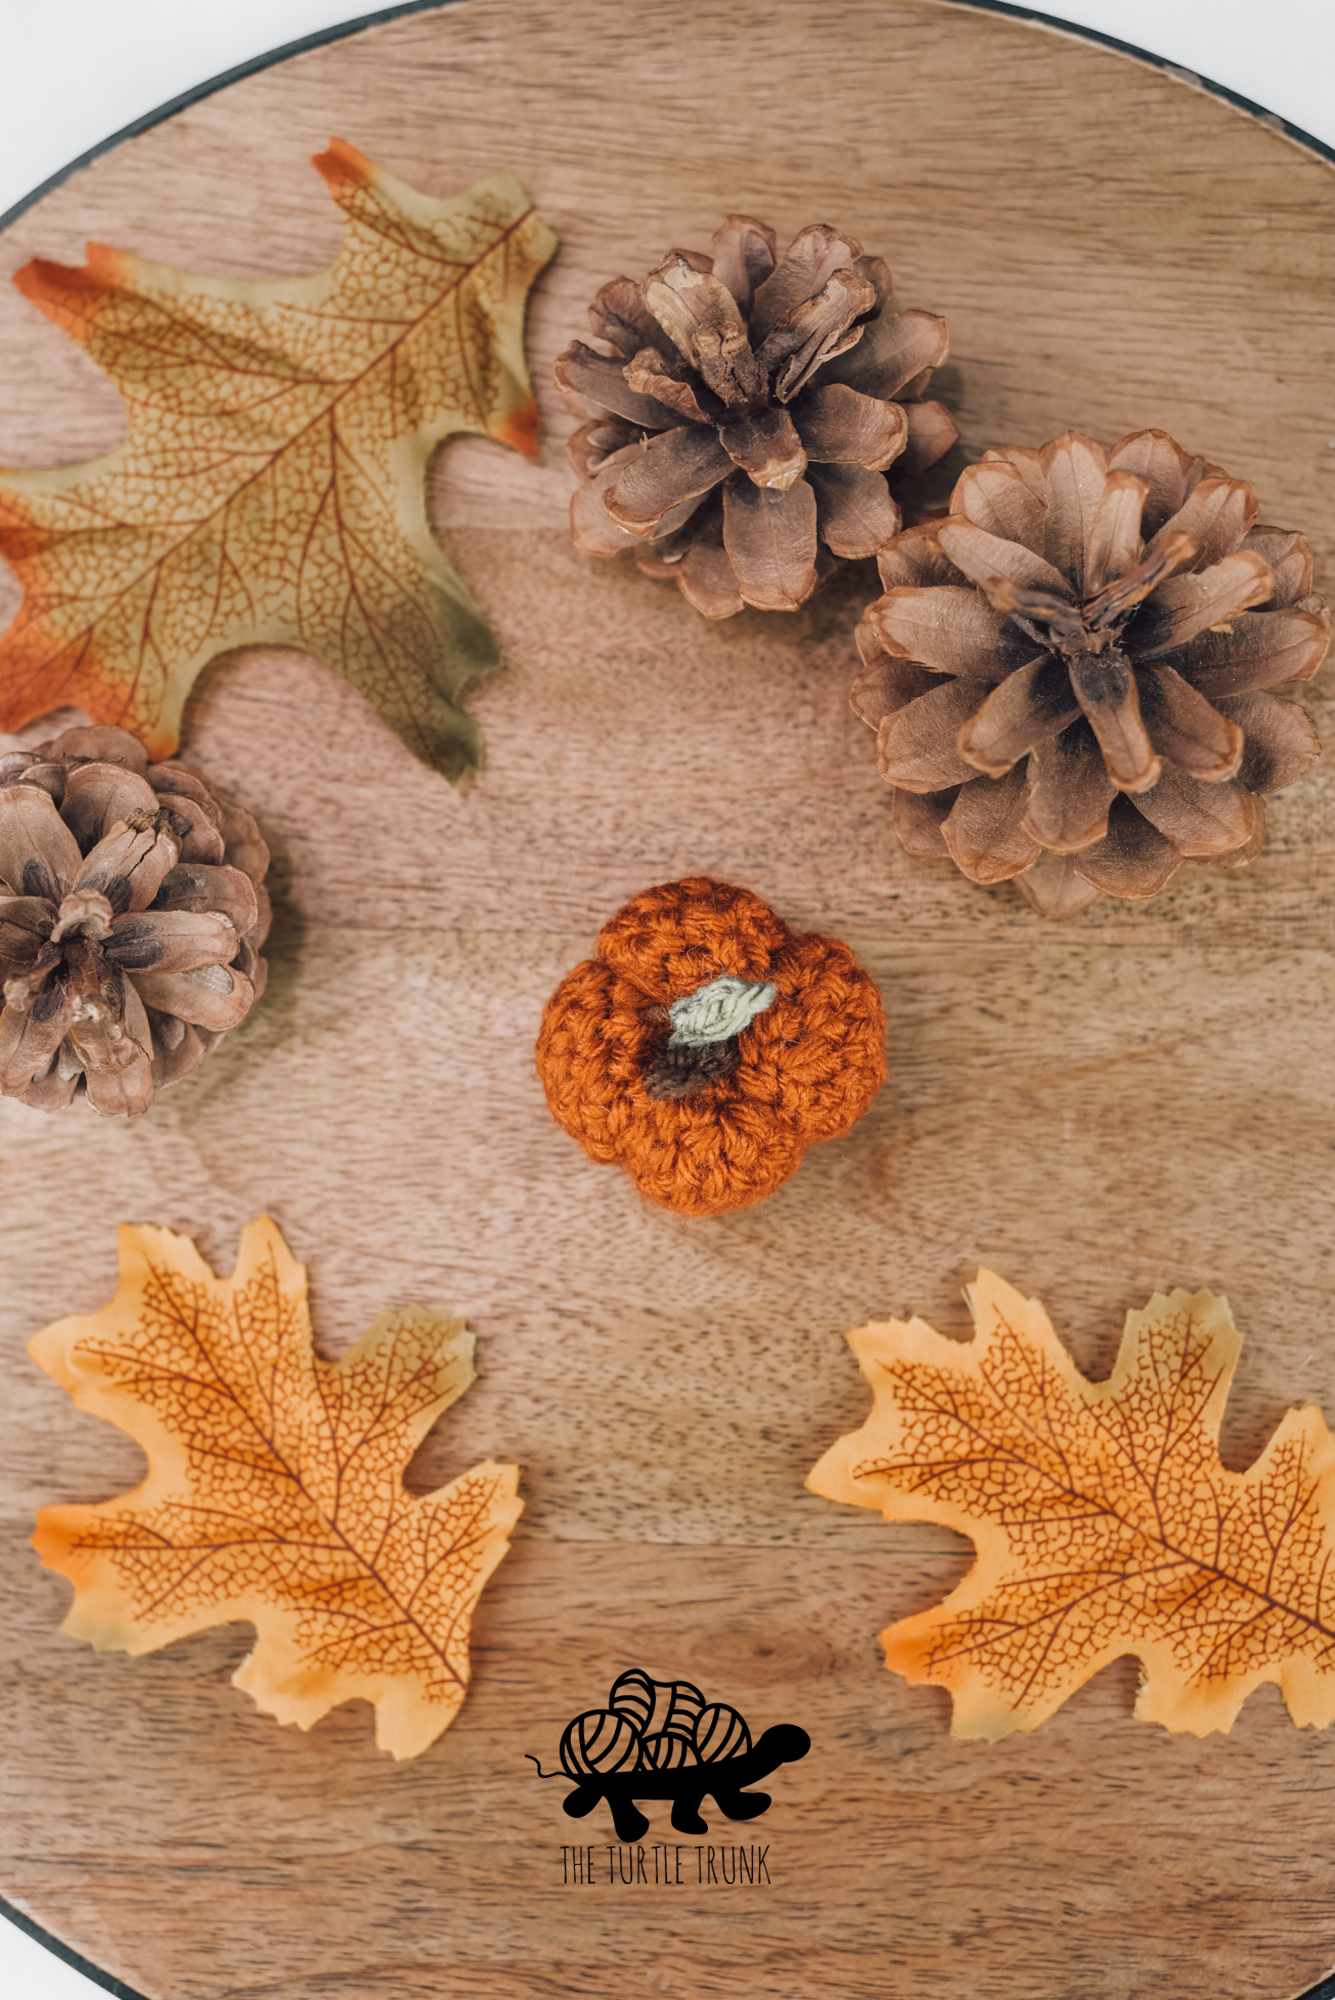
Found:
<box><xmin>0</xmin><ymin>2</ymin><xmax>1331</xmax><ymax>1996</ymax></box>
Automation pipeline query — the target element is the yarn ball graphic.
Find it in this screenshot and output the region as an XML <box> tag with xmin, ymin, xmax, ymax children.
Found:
<box><xmin>694</xmin><ymin>1701</ymin><xmax>753</xmax><ymax>1763</ymax></box>
<box><xmin>606</xmin><ymin>1667</ymin><xmax>658</xmax><ymax>1732</ymax></box>
<box><xmin>608</xmin><ymin>1668</ymin><xmax>703</xmax><ymax>1738</ymax></box>
<box><xmin>560</xmin><ymin>1707</ymin><xmax>641</xmax><ymax>1779</ymax></box>
<box><xmin>534</xmin><ymin>877</ymin><xmax>886</xmax><ymax>1216</ymax></box>
<box><xmin>555</xmin><ymin>1676</ymin><xmax>757</xmax><ymax>1782</ymax></box>
<box><xmin>641</xmin><ymin>1731</ymin><xmax>694</xmax><ymax>1771</ymax></box>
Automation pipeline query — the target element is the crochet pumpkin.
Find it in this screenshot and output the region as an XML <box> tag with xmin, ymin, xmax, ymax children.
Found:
<box><xmin>535</xmin><ymin>878</ymin><xmax>886</xmax><ymax>1216</ymax></box>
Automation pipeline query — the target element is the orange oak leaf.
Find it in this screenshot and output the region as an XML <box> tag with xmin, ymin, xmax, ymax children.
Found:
<box><xmin>808</xmin><ymin>1270</ymin><xmax>1335</xmax><ymax>1741</ymax></box>
<box><xmin>0</xmin><ymin>141</ymin><xmax>558</xmax><ymax>776</ymax></box>
<box><xmin>28</xmin><ymin>1216</ymin><xmax>521</xmax><ymax>1757</ymax></box>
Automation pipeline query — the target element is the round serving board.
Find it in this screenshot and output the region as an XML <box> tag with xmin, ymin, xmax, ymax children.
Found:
<box><xmin>2</xmin><ymin>3</ymin><xmax>1334</xmax><ymax>1996</ymax></box>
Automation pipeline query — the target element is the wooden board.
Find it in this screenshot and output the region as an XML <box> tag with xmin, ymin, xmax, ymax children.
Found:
<box><xmin>2</xmin><ymin>3</ymin><xmax>1335</xmax><ymax>1995</ymax></box>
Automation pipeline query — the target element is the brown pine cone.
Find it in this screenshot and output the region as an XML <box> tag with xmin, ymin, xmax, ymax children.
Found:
<box><xmin>853</xmin><ymin>430</ymin><xmax>1331</xmax><ymax>916</ymax></box>
<box><xmin>0</xmin><ymin>724</ymin><xmax>270</xmax><ymax>1115</ymax></box>
<box><xmin>555</xmin><ymin>215</ymin><xmax>957</xmax><ymax>617</ymax></box>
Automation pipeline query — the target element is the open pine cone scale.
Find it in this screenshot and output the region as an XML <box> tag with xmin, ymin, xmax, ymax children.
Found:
<box><xmin>0</xmin><ymin>726</ymin><xmax>270</xmax><ymax>1114</ymax></box>
<box><xmin>855</xmin><ymin>430</ymin><xmax>1330</xmax><ymax>915</ymax></box>
<box><xmin>557</xmin><ymin>215</ymin><xmax>958</xmax><ymax>617</ymax></box>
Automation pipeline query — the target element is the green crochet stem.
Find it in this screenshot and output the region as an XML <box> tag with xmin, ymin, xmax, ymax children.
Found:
<box><xmin>667</xmin><ymin>974</ymin><xmax>777</xmax><ymax>1049</ymax></box>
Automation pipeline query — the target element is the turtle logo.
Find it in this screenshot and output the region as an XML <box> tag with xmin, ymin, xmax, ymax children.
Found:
<box><xmin>527</xmin><ymin>1668</ymin><xmax>810</xmax><ymax>1841</ymax></box>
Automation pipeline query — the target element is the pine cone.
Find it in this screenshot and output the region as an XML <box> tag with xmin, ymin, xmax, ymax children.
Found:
<box><xmin>0</xmin><ymin>724</ymin><xmax>270</xmax><ymax>1114</ymax></box>
<box><xmin>556</xmin><ymin>216</ymin><xmax>957</xmax><ymax>617</ymax></box>
<box><xmin>854</xmin><ymin>430</ymin><xmax>1331</xmax><ymax>916</ymax></box>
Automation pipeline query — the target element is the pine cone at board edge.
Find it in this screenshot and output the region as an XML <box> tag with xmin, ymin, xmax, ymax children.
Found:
<box><xmin>0</xmin><ymin>724</ymin><xmax>270</xmax><ymax>1115</ymax></box>
<box><xmin>853</xmin><ymin>428</ymin><xmax>1331</xmax><ymax>916</ymax></box>
<box><xmin>555</xmin><ymin>214</ymin><xmax>958</xmax><ymax>618</ymax></box>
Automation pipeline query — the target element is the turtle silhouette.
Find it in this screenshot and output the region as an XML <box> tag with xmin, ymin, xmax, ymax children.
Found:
<box><xmin>528</xmin><ymin>1669</ymin><xmax>811</xmax><ymax>1840</ymax></box>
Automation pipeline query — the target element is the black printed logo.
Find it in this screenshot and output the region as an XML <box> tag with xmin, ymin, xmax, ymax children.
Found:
<box><xmin>527</xmin><ymin>1668</ymin><xmax>810</xmax><ymax>1842</ymax></box>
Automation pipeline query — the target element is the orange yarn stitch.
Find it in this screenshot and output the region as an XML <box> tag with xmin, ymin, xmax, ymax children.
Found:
<box><xmin>535</xmin><ymin>878</ymin><xmax>887</xmax><ymax>1216</ymax></box>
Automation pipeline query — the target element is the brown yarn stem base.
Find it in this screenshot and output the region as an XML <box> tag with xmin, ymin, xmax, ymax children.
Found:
<box><xmin>642</xmin><ymin>1035</ymin><xmax>741</xmax><ymax>1101</ymax></box>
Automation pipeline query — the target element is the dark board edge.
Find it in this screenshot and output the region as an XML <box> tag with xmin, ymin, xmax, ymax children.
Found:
<box><xmin>944</xmin><ymin>0</ymin><xmax>1334</xmax><ymax>168</ymax></box>
<box><xmin>1</xmin><ymin>4</ymin><xmax>1333</xmax><ymax>1998</ymax></box>
<box><xmin>1</xmin><ymin>1898</ymin><xmax>151</xmax><ymax>2000</ymax></box>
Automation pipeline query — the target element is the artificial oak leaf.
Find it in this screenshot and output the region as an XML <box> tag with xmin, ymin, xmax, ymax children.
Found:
<box><xmin>28</xmin><ymin>1217</ymin><xmax>521</xmax><ymax>1757</ymax></box>
<box><xmin>0</xmin><ymin>141</ymin><xmax>558</xmax><ymax>777</ymax></box>
<box><xmin>808</xmin><ymin>1270</ymin><xmax>1335</xmax><ymax>1742</ymax></box>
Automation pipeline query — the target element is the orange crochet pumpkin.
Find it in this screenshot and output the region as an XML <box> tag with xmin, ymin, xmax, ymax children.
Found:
<box><xmin>535</xmin><ymin>879</ymin><xmax>887</xmax><ymax>1216</ymax></box>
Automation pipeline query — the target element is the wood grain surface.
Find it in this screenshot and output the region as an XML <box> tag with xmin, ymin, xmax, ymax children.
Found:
<box><xmin>2</xmin><ymin>3</ymin><xmax>1335</xmax><ymax>1996</ymax></box>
